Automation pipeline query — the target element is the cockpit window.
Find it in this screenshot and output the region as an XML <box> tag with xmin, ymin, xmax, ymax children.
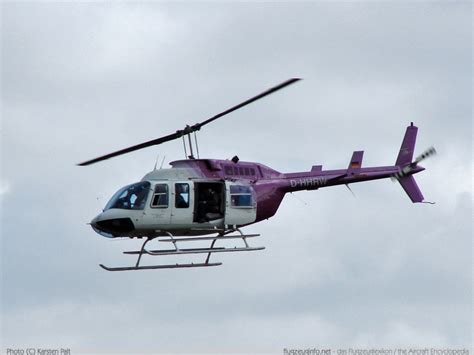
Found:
<box><xmin>104</xmin><ymin>181</ymin><xmax>151</xmax><ymax>210</ymax></box>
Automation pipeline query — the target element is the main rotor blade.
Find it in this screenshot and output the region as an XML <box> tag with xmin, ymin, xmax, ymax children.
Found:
<box><xmin>78</xmin><ymin>78</ymin><xmax>301</xmax><ymax>166</ymax></box>
<box><xmin>78</xmin><ymin>132</ymin><xmax>180</xmax><ymax>166</ymax></box>
<box><xmin>193</xmin><ymin>78</ymin><xmax>301</xmax><ymax>129</ymax></box>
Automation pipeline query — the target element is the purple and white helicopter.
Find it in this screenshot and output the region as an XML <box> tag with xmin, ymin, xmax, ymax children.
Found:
<box><xmin>79</xmin><ymin>79</ymin><xmax>435</xmax><ymax>271</ymax></box>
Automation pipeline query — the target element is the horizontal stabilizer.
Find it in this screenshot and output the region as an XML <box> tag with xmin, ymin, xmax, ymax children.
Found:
<box><xmin>398</xmin><ymin>175</ymin><xmax>424</xmax><ymax>203</ymax></box>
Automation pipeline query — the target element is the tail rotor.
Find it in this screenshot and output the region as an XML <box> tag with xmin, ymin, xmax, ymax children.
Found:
<box><xmin>391</xmin><ymin>146</ymin><xmax>437</xmax><ymax>181</ymax></box>
<box><xmin>391</xmin><ymin>123</ymin><xmax>436</xmax><ymax>203</ymax></box>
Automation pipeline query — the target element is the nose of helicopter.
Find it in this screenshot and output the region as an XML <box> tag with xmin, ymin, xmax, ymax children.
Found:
<box><xmin>90</xmin><ymin>213</ymin><xmax>135</xmax><ymax>238</ymax></box>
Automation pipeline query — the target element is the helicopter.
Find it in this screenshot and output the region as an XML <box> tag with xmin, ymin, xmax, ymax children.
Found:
<box><xmin>79</xmin><ymin>78</ymin><xmax>436</xmax><ymax>271</ymax></box>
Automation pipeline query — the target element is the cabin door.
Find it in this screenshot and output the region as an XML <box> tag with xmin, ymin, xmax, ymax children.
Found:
<box><xmin>141</xmin><ymin>182</ymin><xmax>172</xmax><ymax>228</ymax></box>
<box><xmin>170</xmin><ymin>181</ymin><xmax>194</xmax><ymax>227</ymax></box>
<box><xmin>224</xmin><ymin>181</ymin><xmax>257</xmax><ymax>227</ymax></box>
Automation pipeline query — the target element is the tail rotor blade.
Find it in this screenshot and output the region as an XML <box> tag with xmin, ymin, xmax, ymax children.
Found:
<box><xmin>391</xmin><ymin>146</ymin><xmax>437</xmax><ymax>181</ymax></box>
<box><xmin>414</xmin><ymin>146</ymin><xmax>437</xmax><ymax>164</ymax></box>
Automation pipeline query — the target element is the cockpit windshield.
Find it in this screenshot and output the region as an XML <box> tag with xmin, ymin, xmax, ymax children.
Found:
<box><xmin>104</xmin><ymin>181</ymin><xmax>151</xmax><ymax>211</ymax></box>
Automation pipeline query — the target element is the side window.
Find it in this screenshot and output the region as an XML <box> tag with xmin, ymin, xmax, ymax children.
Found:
<box><xmin>175</xmin><ymin>183</ymin><xmax>190</xmax><ymax>208</ymax></box>
<box><xmin>151</xmin><ymin>184</ymin><xmax>168</xmax><ymax>208</ymax></box>
<box><xmin>230</xmin><ymin>185</ymin><xmax>253</xmax><ymax>208</ymax></box>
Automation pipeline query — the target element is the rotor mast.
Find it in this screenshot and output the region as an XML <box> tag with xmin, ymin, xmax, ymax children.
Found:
<box><xmin>182</xmin><ymin>127</ymin><xmax>199</xmax><ymax>159</ymax></box>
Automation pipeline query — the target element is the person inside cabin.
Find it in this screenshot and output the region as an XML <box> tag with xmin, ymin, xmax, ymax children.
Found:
<box><xmin>196</xmin><ymin>186</ymin><xmax>221</xmax><ymax>222</ymax></box>
<box><xmin>205</xmin><ymin>187</ymin><xmax>222</xmax><ymax>220</ymax></box>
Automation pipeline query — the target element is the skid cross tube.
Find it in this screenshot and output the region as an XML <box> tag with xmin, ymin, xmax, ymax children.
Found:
<box><xmin>205</xmin><ymin>238</ymin><xmax>218</xmax><ymax>264</ymax></box>
<box><xmin>135</xmin><ymin>237</ymin><xmax>155</xmax><ymax>267</ymax></box>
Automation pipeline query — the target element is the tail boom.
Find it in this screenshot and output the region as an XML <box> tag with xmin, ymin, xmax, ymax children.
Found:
<box><xmin>280</xmin><ymin>123</ymin><xmax>429</xmax><ymax>203</ymax></box>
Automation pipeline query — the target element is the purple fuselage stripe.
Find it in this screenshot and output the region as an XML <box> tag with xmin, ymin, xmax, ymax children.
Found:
<box><xmin>166</xmin><ymin>158</ymin><xmax>425</xmax><ymax>224</ymax></box>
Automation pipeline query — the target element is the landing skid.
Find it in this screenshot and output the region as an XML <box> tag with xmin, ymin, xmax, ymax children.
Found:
<box><xmin>99</xmin><ymin>228</ymin><xmax>263</xmax><ymax>271</ymax></box>
<box><xmin>123</xmin><ymin>246</ymin><xmax>264</xmax><ymax>256</ymax></box>
<box><xmin>99</xmin><ymin>262</ymin><xmax>222</xmax><ymax>272</ymax></box>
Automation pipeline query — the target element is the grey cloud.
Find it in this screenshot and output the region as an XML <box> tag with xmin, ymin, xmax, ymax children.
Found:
<box><xmin>1</xmin><ymin>1</ymin><xmax>471</xmax><ymax>353</ymax></box>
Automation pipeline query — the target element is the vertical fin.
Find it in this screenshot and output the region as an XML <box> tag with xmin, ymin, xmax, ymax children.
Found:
<box><xmin>396</xmin><ymin>122</ymin><xmax>418</xmax><ymax>166</ymax></box>
<box><xmin>398</xmin><ymin>175</ymin><xmax>424</xmax><ymax>203</ymax></box>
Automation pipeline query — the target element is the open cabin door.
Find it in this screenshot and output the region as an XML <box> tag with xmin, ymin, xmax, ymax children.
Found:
<box><xmin>193</xmin><ymin>181</ymin><xmax>225</xmax><ymax>224</ymax></box>
<box><xmin>224</xmin><ymin>181</ymin><xmax>257</xmax><ymax>227</ymax></box>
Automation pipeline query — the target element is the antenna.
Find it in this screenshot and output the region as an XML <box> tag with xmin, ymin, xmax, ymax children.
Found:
<box><xmin>345</xmin><ymin>184</ymin><xmax>356</xmax><ymax>197</ymax></box>
<box><xmin>290</xmin><ymin>192</ymin><xmax>309</xmax><ymax>206</ymax></box>
<box><xmin>160</xmin><ymin>155</ymin><xmax>166</xmax><ymax>169</ymax></box>
<box><xmin>153</xmin><ymin>155</ymin><xmax>160</xmax><ymax>170</ymax></box>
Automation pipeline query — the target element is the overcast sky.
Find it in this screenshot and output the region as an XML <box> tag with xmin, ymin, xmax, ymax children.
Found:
<box><xmin>1</xmin><ymin>2</ymin><xmax>472</xmax><ymax>354</ymax></box>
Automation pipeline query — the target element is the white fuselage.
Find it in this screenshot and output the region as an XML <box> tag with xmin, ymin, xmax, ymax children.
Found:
<box><xmin>91</xmin><ymin>168</ymin><xmax>257</xmax><ymax>238</ymax></box>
